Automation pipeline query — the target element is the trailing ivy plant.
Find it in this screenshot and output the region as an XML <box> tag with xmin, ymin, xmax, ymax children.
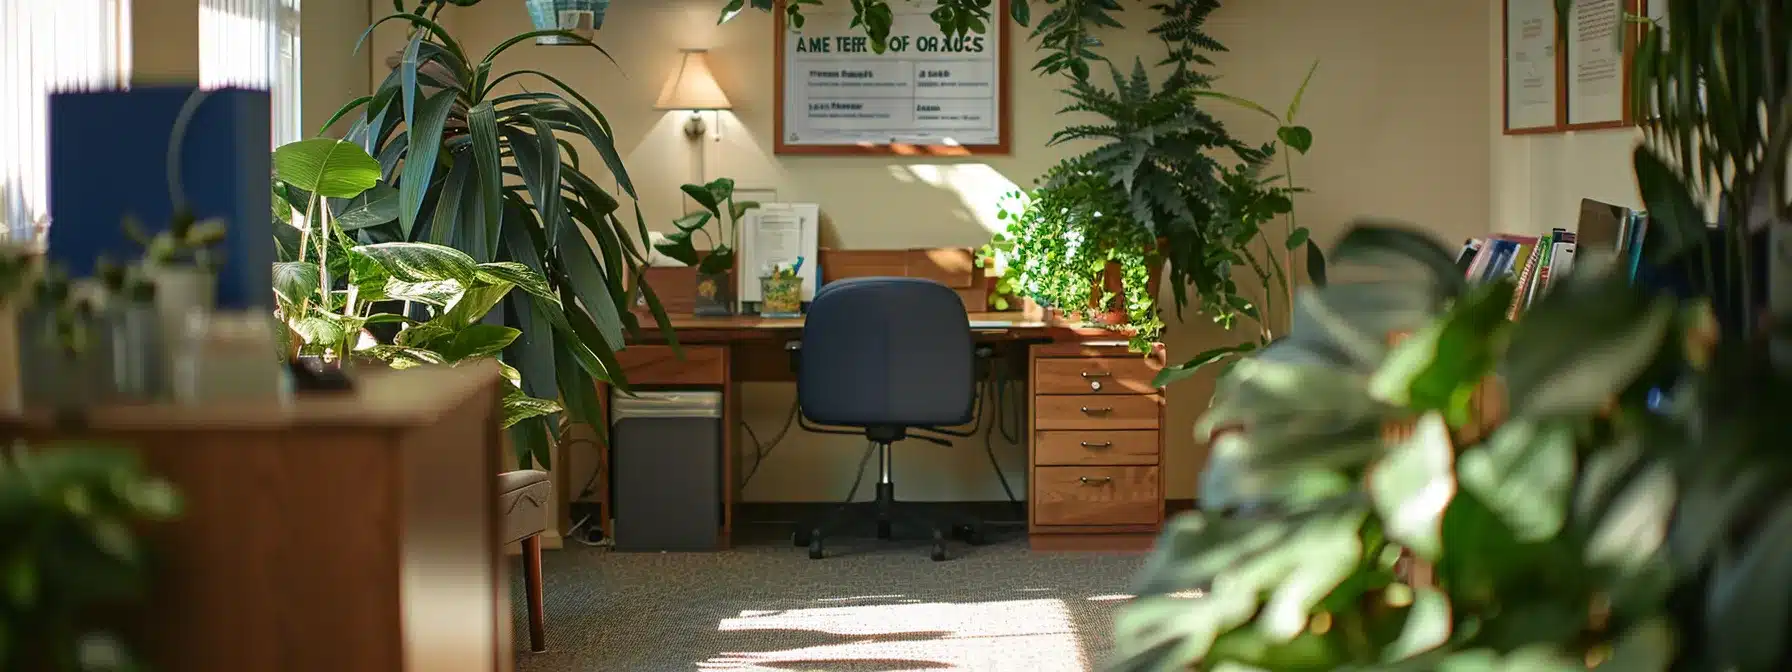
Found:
<box><xmin>979</xmin><ymin>161</ymin><xmax>1162</xmax><ymax>351</ymax></box>
<box><xmin>295</xmin><ymin>5</ymin><xmax>678</xmax><ymax>468</ymax></box>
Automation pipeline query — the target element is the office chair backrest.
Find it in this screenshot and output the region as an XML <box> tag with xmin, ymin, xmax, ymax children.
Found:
<box><xmin>798</xmin><ymin>277</ymin><xmax>974</xmax><ymax>437</ymax></box>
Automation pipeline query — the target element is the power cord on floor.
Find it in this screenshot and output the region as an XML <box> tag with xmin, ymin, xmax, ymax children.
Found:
<box><xmin>740</xmin><ymin>399</ymin><xmax>800</xmax><ymax>489</ymax></box>
<box><xmin>980</xmin><ymin>359</ymin><xmax>1023</xmax><ymax>513</ymax></box>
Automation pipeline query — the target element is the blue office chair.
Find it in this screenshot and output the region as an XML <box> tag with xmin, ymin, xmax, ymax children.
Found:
<box><xmin>793</xmin><ymin>277</ymin><xmax>984</xmax><ymax>561</ymax></box>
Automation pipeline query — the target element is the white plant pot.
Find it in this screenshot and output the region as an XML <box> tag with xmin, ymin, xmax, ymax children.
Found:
<box><xmin>150</xmin><ymin>266</ymin><xmax>214</xmax><ymax>364</ymax></box>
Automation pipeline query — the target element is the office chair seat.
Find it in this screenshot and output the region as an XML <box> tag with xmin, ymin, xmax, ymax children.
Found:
<box><xmin>795</xmin><ymin>277</ymin><xmax>983</xmax><ymax>561</ymax></box>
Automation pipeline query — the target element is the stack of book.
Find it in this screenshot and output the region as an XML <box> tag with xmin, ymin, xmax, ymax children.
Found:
<box><xmin>1456</xmin><ymin>199</ymin><xmax>1652</xmax><ymax>318</ymax></box>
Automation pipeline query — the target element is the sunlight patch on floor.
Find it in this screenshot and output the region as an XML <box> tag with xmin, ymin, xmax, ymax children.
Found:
<box><xmin>698</xmin><ymin>598</ymin><xmax>1086</xmax><ymax>671</ymax></box>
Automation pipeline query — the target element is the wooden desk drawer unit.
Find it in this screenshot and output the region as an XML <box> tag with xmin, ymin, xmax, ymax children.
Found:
<box><xmin>1028</xmin><ymin>344</ymin><xmax>1166</xmax><ymax>552</ymax></box>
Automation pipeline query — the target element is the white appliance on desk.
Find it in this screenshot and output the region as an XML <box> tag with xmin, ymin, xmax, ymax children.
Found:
<box><xmin>737</xmin><ymin>203</ymin><xmax>820</xmax><ymax>305</ymax></box>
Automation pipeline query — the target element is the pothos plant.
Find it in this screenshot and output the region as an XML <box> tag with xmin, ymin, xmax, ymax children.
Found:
<box><xmin>979</xmin><ymin>162</ymin><xmax>1162</xmax><ymax>351</ymax></box>
<box><xmin>651</xmin><ymin>178</ymin><xmax>760</xmax><ymax>276</ymax></box>
<box><xmin>272</xmin><ymin>138</ymin><xmax>564</xmax><ymax>458</ymax></box>
<box><xmin>1114</xmin><ymin>222</ymin><xmax>1790</xmax><ymax>671</ymax></box>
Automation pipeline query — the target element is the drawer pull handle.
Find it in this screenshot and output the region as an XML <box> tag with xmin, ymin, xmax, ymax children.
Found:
<box><xmin>1080</xmin><ymin>441</ymin><xmax>1113</xmax><ymax>449</ymax></box>
<box><xmin>1079</xmin><ymin>476</ymin><xmax>1113</xmax><ymax>486</ymax></box>
<box><xmin>1080</xmin><ymin>406</ymin><xmax>1113</xmax><ymax>415</ymax></box>
<box><xmin>1080</xmin><ymin>371</ymin><xmax>1112</xmax><ymax>379</ymax></box>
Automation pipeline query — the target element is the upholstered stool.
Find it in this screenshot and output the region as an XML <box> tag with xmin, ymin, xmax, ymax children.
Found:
<box><xmin>500</xmin><ymin>470</ymin><xmax>551</xmax><ymax>653</ymax></box>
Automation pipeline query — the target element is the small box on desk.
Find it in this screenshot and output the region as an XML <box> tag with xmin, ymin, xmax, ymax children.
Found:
<box><xmin>49</xmin><ymin>86</ymin><xmax>271</xmax><ymax>310</ymax></box>
<box><xmin>819</xmin><ymin>247</ymin><xmax>992</xmax><ymax>311</ymax></box>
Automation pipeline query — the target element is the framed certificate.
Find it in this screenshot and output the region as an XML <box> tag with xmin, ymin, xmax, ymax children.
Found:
<box><xmin>1563</xmin><ymin>0</ymin><xmax>1636</xmax><ymax>129</ymax></box>
<box><xmin>774</xmin><ymin>0</ymin><xmax>1011</xmax><ymax>155</ymax></box>
<box><xmin>1503</xmin><ymin>0</ymin><xmax>1563</xmax><ymax>134</ymax></box>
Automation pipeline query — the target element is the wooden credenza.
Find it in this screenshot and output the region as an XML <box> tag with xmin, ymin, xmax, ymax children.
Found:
<box><xmin>1027</xmin><ymin>343</ymin><xmax>1167</xmax><ymax>551</ymax></box>
<box><xmin>2</xmin><ymin>365</ymin><xmax>512</xmax><ymax>672</ymax></box>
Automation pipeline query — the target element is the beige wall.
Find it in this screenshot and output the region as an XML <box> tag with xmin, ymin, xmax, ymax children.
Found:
<box><xmin>301</xmin><ymin>0</ymin><xmax>373</xmax><ymax>136</ymax></box>
<box><xmin>427</xmin><ymin>0</ymin><xmax>1492</xmax><ymax>502</ymax></box>
<box><xmin>1486</xmin><ymin>0</ymin><xmax>1641</xmax><ymax>235</ymax></box>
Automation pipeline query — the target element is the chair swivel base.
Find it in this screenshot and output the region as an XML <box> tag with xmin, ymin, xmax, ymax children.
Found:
<box><xmin>792</xmin><ymin>482</ymin><xmax>988</xmax><ymax>561</ymax></box>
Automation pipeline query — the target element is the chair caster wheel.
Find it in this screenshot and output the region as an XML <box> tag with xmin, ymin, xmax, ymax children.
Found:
<box><xmin>930</xmin><ymin>542</ymin><xmax>948</xmax><ymax>562</ymax></box>
<box><xmin>876</xmin><ymin>520</ymin><xmax>893</xmax><ymax>539</ymax></box>
<box><xmin>808</xmin><ymin>537</ymin><xmax>825</xmax><ymax>560</ymax></box>
<box><xmin>954</xmin><ymin>524</ymin><xmax>986</xmax><ymax>546</ymax></box>
<box><xmin>793</xmin><ymin>528</ymin><xmax>812</xmax><ymax>546</ymax></box>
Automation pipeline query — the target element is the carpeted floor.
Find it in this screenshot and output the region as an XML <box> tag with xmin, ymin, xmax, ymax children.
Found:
<box><xmin>509</xmin><ymin>524</ymin><xmax>1147</xmax><ymax>672</ymax></box>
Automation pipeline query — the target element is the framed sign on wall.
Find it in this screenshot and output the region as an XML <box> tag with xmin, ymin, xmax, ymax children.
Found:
<box><xmin>1502</xmin><ymin>0</ymin><xmax>1563</xmax><ymax>134</ymax></box>
<box><xmin>1563</xmin><ymin>0</ymin><xmax>1634</xmax><ymax>129</ymax></box>
<box><xmin>774</xmin><ymin>0</ymin><xmax>1011</xmax><ymax>155</ymax></box>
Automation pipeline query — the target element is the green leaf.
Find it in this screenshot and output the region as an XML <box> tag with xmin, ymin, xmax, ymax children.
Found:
<box><xmin>475</xmin><ymin>261</ymin><xmax>557</xmax><ymax>304</ymax></box>
<box><xmin>1153</xmin><ymin>342</ymin><xmax>1257</xmax><ymax>387</ymax></box>
<box><xmin>467</xmin><ymin>101</ymin><xmax>504</xmax><ymax>257</ymax></box>
<box><xmin>1285</xmin><ymin>227</ymin><xmax>1310</xmax><ymax>251</ymax></box>
<box><xmin>442</xmin><ymin>283</ymin><xmax>513</xmax><ymax>327</ymax></box>
<box><xmin>673</xmin><ymin>211</ymin><xmax>713</xmax><ymax>233</ymax></box>
<box><xmin>730</xmin><ymin>200</ymin><xmax>761</xmax><ymax>221</ymax></box>
<box><xmin>426</xmin><ymin>151</ymin><xmax>472</xmax><ymax>246</ymax></box>
<box><xmin>1632</xmin><ymin>147</ymin><xmax>1707</xmax><ymax>265</ymax></box>
<box><xmin>1257</xmin><ymin>509</ymin><xmax>1367</xmax><ymax>641</ymax></box>
<box><xmin>1383</xmin><ymin>586</ymin><xmax>1452</xmax><ymax>661</ymax></box>
<box><xmin>1305</xmin><ymin>239</ymin><xmax>1327</xmax><ymax>287</ymax></box>
<box><xmin>1369</xmin><ymin>279</ymin><xmax>1514</xmax><ymax>425</ymax></box>
<box><xmin>508</xmin><ymin>415</ymin><xmax>550</xmax><ymax>470</ymax></box>
<box><xmin>274</xmin><ymin>139</ymin><xmax>381</xmax><ymax>199</ymax></box>
<box><xmin>398</xmin><ymin>89</ymin><xmax>456</xmax><ymax>238</ymax></box>
<box><xmin>361</xmin><ymin>344</ymin><xmax>448</xmax><ymax>367</ymax></box>
<box><xmin>501</xmin><ymin>387</ymin><xmax>562</xmax><ymax>429</ymax></box>
<box><xmin>1286</xmin><ymin>60</ymin><xmax>1319</xmax><ymax>122</ymax></box>
<box><xmin>438</xmin><ymin>324</ymin><xmax>521</xmax><ymax>361</ymax></box>
<box><xmin>1505</xmin><ymin>275</ymin><xmax>1673</xmax><ymax>417</ymax></box>
<box><xmin>653</xmin><ymin>230</ymin><xmax>701</xmax><ymax>266</ymax></box>
<box><xmin>1010</xmin><ymin>0</ymin><xmax>1030</xmax><ymax>26</ymax></box>
<box><xmin>1190</xmin><ymin>90</ymin><xmax>1280</xmax><ymax>121</ymax></box>
<box><xmin>335</xmin><ymin>182</ymin><xmax>400</xmax><ymax>230</ymax></box>
<box><xmin>1113</xmin><ymin>588</ymin><xmax>1262</xmax><ymax>669</ymax></box>
<box><xmin>555</xmin><ymin>342</ymin><xmax>604</xmax><ymax>434</ymax></box>
<box><xmin>272</xmin><ymin>261</ymin><xmax>320</xmax><ymax>307</ymax></box>
<box><xmin>1597</xmin><ymin>619</ymin><xmax>1675</xmax><ymax>671</ymax></box>
<box><xmin>1277</xmin><ymin>126</ymin><xmax>1314</xmax><ymax>155</ymax></box>
<box><xmin>356</xmin><ymin>242</ymin><xmax>479</xmax><ymax>285</ymax></box>
<box><xmin>528</xmin><ymin>117</ymin><xmax>565</xmax><ymax>246</ymax></box>
<box><xmin>682</xmin><ymin>182</ymin><xmax>722</xmax><ymax>216</ymax></box>
<box><xmin>1457</xmin><ymin>420</ymin><xmax>1574</xmax><ymax>542</ymax></box>
<box><xmin>1368</xmin><ymin>413</ymin><xmax>1454</xmax><ymax>561</ymax></box>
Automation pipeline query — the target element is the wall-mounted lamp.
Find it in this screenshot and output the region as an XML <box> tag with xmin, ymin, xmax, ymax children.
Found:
<box><xmin>654</xmin><ymin>49</ymin><xmax>732</xmax><ymax>140</ymax></box>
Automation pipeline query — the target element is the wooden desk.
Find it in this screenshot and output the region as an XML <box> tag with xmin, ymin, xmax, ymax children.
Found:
<box><xmin>3</xmin><ymin>366</ymin><xmax>511</xmax><ymax>672</ymax></box>
<box><xmin>586</xmin><ymin>311</ymin><xmax>1167</xmax><ymax>552</ymax></box>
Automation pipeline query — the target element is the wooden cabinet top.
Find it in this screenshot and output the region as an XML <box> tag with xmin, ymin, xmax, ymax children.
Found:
<box><xmin>5</xmin><ymin>362</ymin><xmax>501</xmax><ymax>432</ymax></box>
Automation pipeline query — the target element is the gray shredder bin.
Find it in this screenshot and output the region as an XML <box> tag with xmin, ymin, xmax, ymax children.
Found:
<box><xmin>610</xmin><ymin>391</ymin><xmax>724</xmax><ymax>551</ymax></box>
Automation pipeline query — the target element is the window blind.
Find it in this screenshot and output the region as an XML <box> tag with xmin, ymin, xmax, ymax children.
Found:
<box><xmin>200</xmin><ymin>0</ymin><xmax>300</xmax><ymax>147</ymax></box>
<box><xmin>0</xmin><ymin>0</ymin><xmax>132</xmax><ymax>241</ymax></box>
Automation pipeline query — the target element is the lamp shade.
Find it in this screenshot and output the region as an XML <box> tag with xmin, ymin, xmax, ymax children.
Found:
<box><xmin>655</xmin><ymin>49</ymin><xmax>732</xmax><ymax>111</ymax></box>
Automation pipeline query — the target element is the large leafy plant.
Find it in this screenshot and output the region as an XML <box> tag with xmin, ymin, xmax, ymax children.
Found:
<box><xmin>0</xmin><ymin>442</ymin><xmax>181</xmax><ymax>671</ymax></box>
<box><xmin>271</xmin><ymin>138</ymin><xmax>563</xmax><ymax>463</ymax></box>
<box><xmin>1114</xmin><ymin>223</ymin><xmax>1792</xmax><ymax>671</ymax></box>
<box><xmin>298</xmin><ymin>5</ymin><xmax>677</xmax><ymax>467</ymax></box>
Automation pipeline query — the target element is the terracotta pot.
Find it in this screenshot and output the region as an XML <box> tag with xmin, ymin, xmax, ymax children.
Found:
<box><xmin>1086</xmin><ymin>237</ymin><xmax>1169</xmax><ymax>326</ymax></box>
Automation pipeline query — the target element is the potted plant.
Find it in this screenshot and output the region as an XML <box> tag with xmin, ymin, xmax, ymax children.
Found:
<box><xmin>93</xmin><ymin>258</ymin><xmax>163</xmax><ymax>401</ymax></box>
<box><xmin>271</xmin><ymin>138</ymin><xmax>566</xmax><ymax>467</ymax></box>
<box><xmin>650</xmin><ymin>177</ymin><xmax>758</xmax><ymax>317</ymax></box>
<box><xmin>979</xmin><ymin>162</ymin><xmax>1164</xmax><ymax>352</ymax></box>
<box><xmin>0</xmin><ymin>440</ymin><xmax>182</xmax><ymax>671</ymax></box>
<box><xmin>315</xmin><ymin>5</ymin><xmax>673</xmax><ymax>466</ymax></box>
